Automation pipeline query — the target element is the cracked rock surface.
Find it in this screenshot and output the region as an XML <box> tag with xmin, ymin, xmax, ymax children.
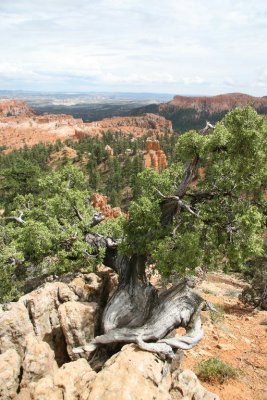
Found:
<box><xmin>0</xmin><ymin>271</ymin><xmax>219</xmax><ymax>400</ymax></box>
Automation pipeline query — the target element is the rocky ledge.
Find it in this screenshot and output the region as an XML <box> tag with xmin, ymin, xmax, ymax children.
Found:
<box><xmin>0</xmin><ymin>268</ymin><xmax>218</xmax><ymax>400</ymax></box>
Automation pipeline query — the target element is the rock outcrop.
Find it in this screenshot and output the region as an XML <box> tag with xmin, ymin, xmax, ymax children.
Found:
<box><xmin>74</xmin><ymin>112</ymin><xmax>172</xmax><ymax>140</ymax></box>
<box><xmin>91</xmin><ymin>192</ymin><xmax>123</xmax><ymax>218</ymax></box>
<box><xmin>0</xmin><ymin>270</ymin><xmax>112</xmax><ymax>397</ymax></box>
<box><xmin>58</xmin><ymin>301</ymin><xmax>98</xmax><ymax>360</ymax></box>
<box><xmin>17</xmin><ymin>358</ymin><xmax>96</xmax><ymax>400</ymax></box>
<box><xmin>0</xmin><ymin>349</ymin><xmax>21</xmax><ymax>400</ymax></box>
<box><xmin>88</xmin><ymin>113</ymin><xmax>173</xmax><ymax>136</ymax></box>
<box><xmin>0</xmin><ymin>100</ymin><xmax>34</xmax><ymax>117</ymax></box>
<box><xmin>0</xmin><ymin>113</ymin><xmax>83</xmax><ymax>153</ymax></box>
<box><xmin>0</xmin><ymin>270</ymin><xmax>219</xmax><ymax>400</ymax></box>
<box><xmin>20</xmin><ymin>335</ymin><xmax>58</xmax><ymax>389</ymax></box>
<box><xmin>171</xmin><ymin>369</ymin><xmax>219</xmax><ymax>400</ymax></box>
<box><xmin>0</xmin><ymin>302</ymin><xmax>35</xmax><ymax>358</ymax></box>
<box><xmin>87</xmin><ymin>344</ymin><xmax>172</xmax><ymax>400</ymax></box>
<box><xmin>19</xmin><ymin>282</ymin><xmax>78</xmax><ymax>365</ymax></box>
<box><xmin>144</xmin><ymin>138</ymin><xmax>168</xmax><ymax>170</ymax></box>
<box><xmin>104</xmin><ymin>144</ymin><xmax>114</xmax><ymax>157</ymax></box>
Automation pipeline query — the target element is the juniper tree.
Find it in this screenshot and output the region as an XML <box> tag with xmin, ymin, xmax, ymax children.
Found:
<box><xmin>0</xmin><ymin>107</ymin><xmax>266</xmax><ymax>359</ymax></box>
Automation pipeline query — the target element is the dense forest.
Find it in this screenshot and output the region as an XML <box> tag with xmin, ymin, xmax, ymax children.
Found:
<box><xmin>0</xmin><ymin>130</ymin><xmax>177</xmax><ymax>209</ymax></box>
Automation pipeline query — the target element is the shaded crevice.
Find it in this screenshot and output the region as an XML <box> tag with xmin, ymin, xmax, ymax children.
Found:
<box><xmin>16</xmin><ymin>366</ymin><xmax>23</xmax><ymax>394</ymax></box>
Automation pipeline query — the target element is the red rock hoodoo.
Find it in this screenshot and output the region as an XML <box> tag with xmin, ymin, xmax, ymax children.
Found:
<box><xmin>143</xmin><ymin>139</ymin><xmax>168</xmax><ymax>170</ymax></box>
<box><xmin>91</xmin><ymin>193</ymin><xmax>123</xmax><ymax>218</ymax></box>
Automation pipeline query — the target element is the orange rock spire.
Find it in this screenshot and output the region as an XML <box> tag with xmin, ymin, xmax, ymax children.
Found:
<box><xmin>143</xmin><ymin>139</ymin><xmax>168</xmax><ymax>170</ymax></box>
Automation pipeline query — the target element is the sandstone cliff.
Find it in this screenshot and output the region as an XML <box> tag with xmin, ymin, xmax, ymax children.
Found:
<box><xmin>162</xmin><ymin>93</ymin><xmax>267</xmax><ymax>113</ymax></box>
<box><xmin>0</xmin><ymin>113</ymin><xmax>83</xmax><ymax>152</ymax></box>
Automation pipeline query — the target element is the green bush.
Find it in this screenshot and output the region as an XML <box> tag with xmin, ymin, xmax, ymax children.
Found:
<box><xmin>197</xmin><ymin>357</ymin><xmax>240</xmax><ymax>383</ymax></box>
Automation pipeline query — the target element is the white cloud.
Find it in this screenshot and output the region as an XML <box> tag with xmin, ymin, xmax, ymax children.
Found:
<box><xmin>181</xmin><ymin>76</ymin><xmax>206</xmax><ymax>85</ymax></box>
<box><xmin>256</xmin><ymin>70</ymin><xmax>267</xmax><ymax>87</ymax></box>
<box><xmin>0</xmin><ymin>0</ymin><xmax>266</xmax><ymax>94</ymax></box>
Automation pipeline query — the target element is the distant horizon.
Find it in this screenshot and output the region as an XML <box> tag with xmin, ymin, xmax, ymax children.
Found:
<box><xmin>0</xmin><ymin>89</ymin><xmax>266</xmax><ymax>99</ymax></box>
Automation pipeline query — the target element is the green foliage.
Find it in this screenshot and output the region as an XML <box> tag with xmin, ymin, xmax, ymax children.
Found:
<box><xmin>0</xmin><ymin>106</ymin><xmax>266</xmax><ymax>301</ymax></box>
<box><xmin>122</xmin><ymin>196</ymin><xmax>162</xmax><ymax>254</ymax></box>
<box><xmin>0</xmin><ymin>160</ymin><xmax>42</xmax><ymax>210</ymax></box>
<box><xmin>94</xmin><ymin>215</ymin><xmax>124</xmax><ymax>240</ymax></box>
<box><xmin>176</xmin><ymin>130</ymin><xmax>208</xmax><ymax>161</ymax></box>
<box><xmin>151</xmin><ymin>231</ymin><xmax>202</xmax><ymax>276</ymax></box>
<box><xmin>0</xmin><ymin>165</ymin><xmax>124</xmax><ymax>301</ymax></box>
<box><xmin>197</xmin><ymin>358</ymin><xmax>241</xmax><ymax>383</ymax></box>
<box><xmin>124</xmin><ymin>107</ymin><xmax>267</xmax><ymax>276</ymax></box>
<box><xmin>133</xmin><ymin>165</ymin><xmax>184</xmax><ymax>199</ymax></box>
<box><xmin>0</xmin><ymin>237</ymin><xmax>25</xmax><ymax>302</ymax></box>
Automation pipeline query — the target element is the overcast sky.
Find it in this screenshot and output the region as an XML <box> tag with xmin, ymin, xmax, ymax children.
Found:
<box><xmin>1</xmin><ymin>0</ymin><xmax>267</xmax><ymax>95</ymax></box>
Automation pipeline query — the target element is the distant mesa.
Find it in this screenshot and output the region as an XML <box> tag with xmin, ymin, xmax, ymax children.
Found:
<box><xmin>1</xmin><ymin>94</ymin><xmax>267</xmax><ymax>152</ymax></box>
<box><xmin>132</xmin><ymin>92</ymin><xmax>267</xmax><ymax>131</ymax></box>
<box><xmin>163</xmin><ymin>93</ymin><xmax>267</xmax><ymax>112</ymax></box>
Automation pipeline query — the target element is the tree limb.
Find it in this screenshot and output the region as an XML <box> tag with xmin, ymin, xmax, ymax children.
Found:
<box><xmin>2</xmin><ymin>210</ymin><xmax>25</xmax><ymax>224</ymax></box>
<box><xmin>74</xmin><ymin>206</ymin><xmax>105</xmax><ymax>227</ymax></box>
<box><xmin>200</xmin><ymin>121</ymin><xmax>215</xmax><ymax>135</ymax></box>
<box><xmin>175</xmin><ymin>156</ymin><xmax>199</xmax><ymax>198</ymax></box>
<box><xmin>160</xmin><ymin>195</ymin><xmax>199</xmax><ymax>225</ymax></box>
<box><xmin>89</xmin><ymin>211</ymin><xmax>105</xmax><ymax>227</ymax></box>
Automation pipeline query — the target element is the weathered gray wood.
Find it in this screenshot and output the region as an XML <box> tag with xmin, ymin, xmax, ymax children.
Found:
<box><xmin>83</xmin><ymin>228</ymin><xmax>206</xmax><ymax>358</ymax></box>
<box><xmin>93</xmin><ymin>280</ymin><xmax>204</xmax><ymax>345</ymax></box>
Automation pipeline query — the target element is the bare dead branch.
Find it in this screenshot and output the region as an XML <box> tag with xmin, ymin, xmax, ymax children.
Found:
<box><xmin>89</xmin><ymin>212</ymin><xmax>105</xmax><ymax>227</ymax></box>
<box><xmin>2</xmin><ymin>210</ymin><xmax>25</xmax><ymax>224</ymax></box>
<box><xmin>200</xmin><ymin>121</ymin><xmax>215</xmax><ymax>135</ymax></box>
